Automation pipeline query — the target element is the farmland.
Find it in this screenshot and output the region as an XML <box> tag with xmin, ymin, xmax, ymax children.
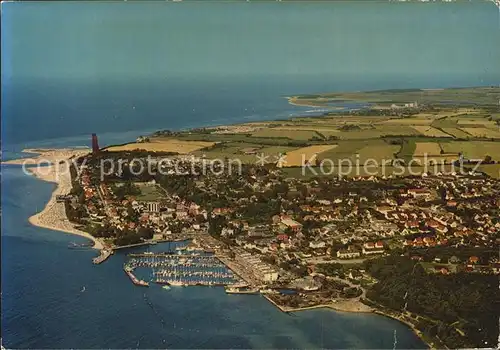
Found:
<box><xmin>475</xmin><ymin>164</ymin><xmax>500</xmax><ymax>179</ymax></box>
<box><xmin>461</xmin><ymin>128</ymin><xmax>500</xmax><ymax>138</ymax></box>
<box><xmin>439</xmin><ymin>141</ymin><xmax>500</xmax><ymax>161</ymax></box>
<box><xmin>440</xmin><ymin>128</ymin><xmax>471</xmax><ymax>139</ymax></box>
<box><xmin>251</xmin><ymin>129</ymin><xmax>318</xmax><ymax>141</ymax></box>
<box><xmin>413</xmin><ymin>142</ymin><xmax>443</xmax><ymax>156</ymax></box>
<box><xmin>191</xmin><ymin>142</ymin><xmax>297</xmax><ymax>164</ymax></box>
<box><xmin>283</xmin><ymin>145</ymin><xmax>338</xmax><ymax>167</ymax></box>
<box><xmin>123</xmin><ymin>87</ymin><xmax>499</xmax><ymax>179</ymax></box>
<box><xmin>317</xmin><ymin>139</ymin><xmax>400</xmax><ymax>164</ymax></box>
<box><xmin>105</xmin><ymin>138</ymin><xmax>214</xmax><ymax>154</ymax></box>
<box><xmin>411</xmin><ymin>126</ymin><xmax>452</xmax><ymax>138</ymax></box>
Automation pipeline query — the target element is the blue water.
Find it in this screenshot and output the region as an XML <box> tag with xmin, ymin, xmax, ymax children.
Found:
<box><xmin>1</xmin><ymin>165</ymin><xmax>426</xmax><ymax>348</ymax></box>
<box><xmin>2</xmin><ymin>1</ymin><xmax>499</xmax><ymax>348</ymax></box>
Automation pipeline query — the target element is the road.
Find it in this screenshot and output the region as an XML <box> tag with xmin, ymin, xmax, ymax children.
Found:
<box><xmin>305</xmin><ymin>256</ymin><xmax>367</xmax><ymax>265</ymax></box>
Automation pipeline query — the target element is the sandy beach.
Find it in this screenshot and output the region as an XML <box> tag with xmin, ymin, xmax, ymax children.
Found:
<box><xmin>16</xmin><ymin>149</ymin><xmax>103</xmax><ymax>250</ymax></box>
<box><xmin>2</xmin><ymin>148</ymin><xmax>90</xmax><ymax>165</ymax></box>
<box><xmin>287</xmin><ymin>96</ymin><xmax>340</xmax><ymax>109</ymax></box>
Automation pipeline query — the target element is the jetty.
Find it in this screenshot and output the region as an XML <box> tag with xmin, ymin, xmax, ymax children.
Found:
<box><xmin>123</xmin><ymin>266</ymin><xmax>149</xmax><ymax>287</ymax></box>
<box><xmin>216</xmin><ymin>254</ymin><xmax>260</xmax><ymax>286</ymax></box>
<box><xmin>113</xmin><ymin>242</ymin><xmax>151</xmax><ymax>250</ymax></box>
<box><xmin>113</xmin><ymin>237</ymin><xmax>191</xmax><ymax>251</ymax></box>
<box><xmin>93</xmin><ymin>249</ymin><xmax>113</xmax><ymax>264</ymax></box>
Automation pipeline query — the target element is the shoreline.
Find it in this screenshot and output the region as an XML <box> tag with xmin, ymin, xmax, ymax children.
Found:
<box><xmin>372</xmin><ymin>310</ymin><xmax>436</xmax><ymax>349</ymax></box>
<box><xmin>263</xmin><ymin>295</ymin><xmax>432</xmax><ymax>349</ymax></box>
<box><xmin>287</xmin><ymin>96</ymin><xmax>330</xmax><ymax>109</ymax></box>
<box><xmin>2</xmin><ymin>148</ymin><xmax>90</xmax><ymax>165</ymax></box>
<box><xmin>286</xmin><ymin>96</ymin><xmax>345</xmax><ymax>110</ymax></box>
<box><xmin>262</xmin><ymin>294</ymin><xmax>373</xmax><ymax>314</ymax></box>
<box><xmin>10</xmin><ymin>145</ymin><xmax>432</xmax><ymax>347</ymax></box>
<box><xmin>18</xmin><ymin>150</ymin><xmax>103</xmax><ymax>251</ymax></box>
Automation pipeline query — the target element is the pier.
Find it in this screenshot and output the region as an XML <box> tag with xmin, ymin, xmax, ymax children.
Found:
<box><xmin>93</xmin><ymin>249</ymin><xmax>113</xmax><ymax>264</ymax></box>
<box><xmin>123</xmin><ymin>266</ymin><xmax>149</xmax><ymax>287</ymax></box>
<box><xmin>216</xmin><ymin>254</ymin><xmax>261</xmax><ymax>286</ymax></box>
<box><xmin>113</xmin><ymin>242</ymin><xmax>152</xmax><ymax>250</ymax></box>
<box><xmin>129</xmin><ymin>253</ymin><xmax>215</xmax><ymax>259</ymax></box>
<box><xmin>112</xmin><ymin>237</ymin><xmax>191</xmax><ymax>251</ymax></box>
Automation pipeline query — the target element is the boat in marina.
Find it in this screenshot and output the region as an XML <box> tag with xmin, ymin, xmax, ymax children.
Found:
<box><xmin>225</xmin><ymin>287</ymin><xmax>259</xmax><ymax>295</ymax></box>
<box><xmin>162</xmin><ymin>285</ymin><xmax>171</xmax><ymax>290</ymax></box>
<box><xmin>126</xmin><ymin>251</ymin><xmax>242</xmax><ymax>287</ymax></box>
<box><xmin>260</xmin><ymin>288</ymin><xmax>279</xmax><ymax>295</ymax></box>
<box><xmin>168</xmin><ymin>280</ymin><xmax>186</xmax><ymax>287</ymax></box>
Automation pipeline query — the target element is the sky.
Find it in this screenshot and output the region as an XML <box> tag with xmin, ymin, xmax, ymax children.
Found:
<box><xmin>2</xmin><ymin>1</ymin><xmax>500</xmax><ymax>83</ymax></box>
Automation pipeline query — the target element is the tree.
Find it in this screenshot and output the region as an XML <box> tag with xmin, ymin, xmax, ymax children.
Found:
<box><xmin>138</xmin><ymin>227</ymin><xmax>154</xmax><ymax>239</ymax></box>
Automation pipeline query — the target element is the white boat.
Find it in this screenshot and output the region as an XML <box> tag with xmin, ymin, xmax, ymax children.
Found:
<box><xmin>260</xmin><ymin>288</ymin><xmax>279</xmax><ymax>295</ymax></box>
<box><xmin>169</xmin><ymin>280</ymin><xmax>186</xmax><ymax>287</ymax></box>
<box><xmin>162</xmin><ymin>285</ymin><xmax>171</xmax><ymax>290</ymax></box>
<box><xmin>225</xmin><ymin>287</ymin><xmax>259</xmax><ymax>294</ymax></box>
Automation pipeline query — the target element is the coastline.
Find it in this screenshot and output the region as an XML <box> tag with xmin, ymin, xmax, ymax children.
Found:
<box><xmin>262</xmin><ymin>294</ymin><xmax>373</xmax><ymax>314</ymax></box>
<box><xmin>9</xmin><ymin>146</ymin><xmax>431</xmax><ymax>347</ymax></box>
<box><xmin>2</xmin><ymin>148</ymin><xmax>90</xmax><ymax>165</ymax></box>
<box><xmin>372</xmin><ymin>310</ymin><xmax>436</xmax><ymax>349</ymax></box>
<box><xmin>13</xmin><ymin>148</ymin><xmax>104</xmax><ymax>251</ymax></box>
<box><xmin>287</xmin><ymin>96</ymin><xmax>329</xmax><ymax>109</ymax></box>
<box><xmin>262</xmin><ymin>295</ymin><xmax>432</xmax><ymax>349</ymax></box>
<box><xmin>287</xmin><ymin>96</ymin><xmax>344</xmax><ymax>110</ymax></box>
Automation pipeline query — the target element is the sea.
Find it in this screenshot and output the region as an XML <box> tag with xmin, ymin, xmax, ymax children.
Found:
<box><xmin>1</xmin><ymin>1</ymin><xmax>499</xmax><ymax>348</ymax></box>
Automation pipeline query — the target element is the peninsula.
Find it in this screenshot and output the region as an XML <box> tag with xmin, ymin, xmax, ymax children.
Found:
<box><xmin>12</xmin><ymin>86</ymin><xmax>500</xmax><ymax>349</ymax></box>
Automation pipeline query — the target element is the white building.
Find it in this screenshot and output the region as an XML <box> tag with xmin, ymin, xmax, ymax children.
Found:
<box><xmin>147</xmin><ymin>201</ymin><xmax>160</xmax><ymax>213</ymax></box>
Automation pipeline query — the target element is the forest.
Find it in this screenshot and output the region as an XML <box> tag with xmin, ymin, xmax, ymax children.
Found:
<box><xmin>364</xmin><ymin>255</ymin><xmax>499</xmax><ymax>348</ymax></box>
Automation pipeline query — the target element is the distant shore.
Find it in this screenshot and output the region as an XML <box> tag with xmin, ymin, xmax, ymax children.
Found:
<box><xmin>7</xmin><ymin>148</ymin><xmax>103</xmax><ymax>250</ymax></box>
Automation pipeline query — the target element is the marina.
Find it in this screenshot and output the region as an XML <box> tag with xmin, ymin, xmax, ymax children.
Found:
<box><xmin>124</xmin><ymin>251</ymin><xmax>243</xmax><ymax>287</ymax></box>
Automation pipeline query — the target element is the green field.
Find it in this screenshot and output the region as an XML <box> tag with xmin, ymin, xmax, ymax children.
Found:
<box><xmin>475</xmin><ymin>164</ymin><xmax>500</xmax><ymax>179</ymax></box>
<box><xmin>135</xmin><ymin>185</ymin><xmax>165</xmax><ymax>202</ymax></box>
<box><xmin>396</xmin><ymin>139</ymin><xmax>417</xmax><ymax>162</ymax></box>
<box><xmin>316</xmin><ymin>139</ymin><xmax>399</xmax><ymax>164</ymax></box>
<box><xmin>439</xmin><ymin>128</ymin><xmax>471</xmax><ymax>139</ymax></box>
<box><xmin>439</xmin><ymin>141</ymin><xmax>500</xmax><ymax>161</ymax></box>
<box><xmin>191</xmin><ymin>142</ymin><xmax>298</xmax><ymax>164</ymax></box>
<box><xmin>146</xmin><ymin>87</ymin><xmax>500</xmax><ymax>179</ymax></box>
<box><xmin>251</xmin><ymin>129</ymin><xmax>318</xmax><ymax>140</ymax></box>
